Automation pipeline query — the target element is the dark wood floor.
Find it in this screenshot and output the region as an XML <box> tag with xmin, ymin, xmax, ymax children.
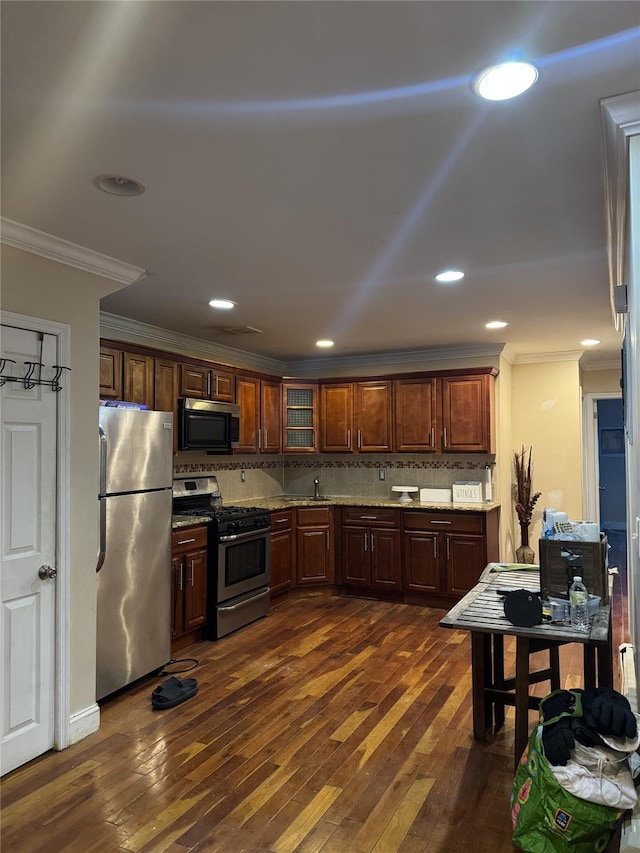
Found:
<box><xmin>2</xmin><ymin>552</ymin><xmax>629</xmax><ymax>853</ymax></box>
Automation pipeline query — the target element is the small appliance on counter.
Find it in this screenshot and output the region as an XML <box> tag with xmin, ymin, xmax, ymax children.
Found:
<box><xmin>173</xmin><ymin>477</ymin><xmax>271</xmax><ymax>639</ymax></box>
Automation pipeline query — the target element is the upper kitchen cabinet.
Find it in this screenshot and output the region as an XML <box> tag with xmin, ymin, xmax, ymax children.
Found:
<box><xmin>394</xmin><ymin>378</ymin><xmax>438</xmax><ymax>452</ymax></box>
<box><xmin>154</xmin><ymin>358</ymin><xmax>180</xmax><ymax>451</ymax></box>
<box><xmin>394</xmin><ymin>369</ymin><xmax>497</xmax><ymax>453</ymax></box>
<box><xmin>123</xmin><ymin>352</ymin><xmax>154</xmax><ymax>408</ymax></box>
<box><xmin>320</xmin><ymin>380</ymin><xmax>392</xmax><ymax>453</ymax></box>
<box><xmin>99</xmin><ymin>342</ymin><xmax>154</xmax><ymax>408</ymax></box>
<box><xmin>154</xmin><ymin>358</ymin><xmax>179</xmax><ymax>413</ymax></box>
<box><xmin>100</xmin><ymin>341</ymin><xmax>179</xmax><ymax>418</ymax></box>
<box><xmin>282</xmin><ymin>382</ymin><xmax>318</xmax><ymax>453</ymax></box>
<box><xmin>99</xmin><ymin>344</ymin><xmax>122</xmax><ymax>400</ymax></box>
<box><xmin>441</xmin><ymin>370</ymin><xmax>496</xmax><ymax>453</ymax></box>
<box><xmin>236</xmin><ymin>375</ymin><xmax>282</xmax><ymax>454</ymax></box>
<box><xmin>179</xmin><ymin>363</ymin><xmax>235</xmax><ymax>403</ymax></box>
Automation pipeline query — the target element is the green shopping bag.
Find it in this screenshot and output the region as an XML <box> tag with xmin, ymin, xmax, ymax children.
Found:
<box><xmin>511</xmin><ymin>725</ymin><xmax>625</xmax><ymax>852</ymax></box>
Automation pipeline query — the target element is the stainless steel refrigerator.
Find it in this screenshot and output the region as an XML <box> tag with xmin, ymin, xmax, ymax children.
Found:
<box><xmin>96</xmin><ymin>406</ymin><xmax>174</xmax><ymax>700</ymax></box>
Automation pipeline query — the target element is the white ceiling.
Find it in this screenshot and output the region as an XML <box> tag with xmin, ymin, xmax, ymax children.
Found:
<box><xmin>2</xmin><ymin>1</ymin><xmax>639</xmax><ymax>368</ymax></box>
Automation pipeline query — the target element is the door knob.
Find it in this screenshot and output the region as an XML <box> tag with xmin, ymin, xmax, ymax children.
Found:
<box><xmin>38</xmin><ymin>565</ymin><xmax>57</xmax><ymax>580</ymax></box>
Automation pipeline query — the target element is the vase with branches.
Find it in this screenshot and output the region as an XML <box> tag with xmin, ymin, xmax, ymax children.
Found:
<box><xmin>513</xmin><ymin>445</ymin><xmax>542</xmax><ymax>562</ymax></box>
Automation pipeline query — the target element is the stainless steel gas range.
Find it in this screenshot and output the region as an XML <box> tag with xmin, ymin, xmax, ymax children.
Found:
<box><xmin>173</xmin><ymin>477</ymin><xmax>271</xmax><ymax>639</ymax></box>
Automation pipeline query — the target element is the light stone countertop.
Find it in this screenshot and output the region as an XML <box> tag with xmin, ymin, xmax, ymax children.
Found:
<box><xmin>172</xmin><ymin>497</ymin><xmax>500</xmax><ymax>528</ymax></box>
<box><xmin>172</xmin><ymin>515</ymin><xmax>212</xmax><ymax>529</ymax></box>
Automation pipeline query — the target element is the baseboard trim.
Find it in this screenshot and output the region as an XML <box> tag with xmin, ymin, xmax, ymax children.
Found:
<box><xmin>67</xmin><ymin>703</ymin><xmax>100</xmax><ymax>746</ymax></box>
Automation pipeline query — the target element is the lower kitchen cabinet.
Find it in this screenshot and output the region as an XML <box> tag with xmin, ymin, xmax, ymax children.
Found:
<box><xmin>341</xmin><ymin>507</ymin><xmax>402</xmax><ymax>592</ymax></box>
<box><xmin>296</xmin><ymin>506</ymin><xmax>334</xmax><ymax>585</ymax></box>
<box><xmin>171</xmin><ymin>525</ymin><xmax>208</xmax><ymax>649</ymax></box>
<box><xmin>270</xmin><ymin>509</ymin><xmax>295</xmax><ymax>597</ymax></box>
<box><xmin>403</xmin><ymin>508</ymin><xmax>499</xmax><ymax>604</ymax></box>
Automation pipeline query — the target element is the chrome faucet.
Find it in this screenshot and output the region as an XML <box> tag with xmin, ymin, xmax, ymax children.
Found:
<box><xmin>313</xmin><ymin>477</ymin><xmax>320</xmax><ymax>500</ymax></box>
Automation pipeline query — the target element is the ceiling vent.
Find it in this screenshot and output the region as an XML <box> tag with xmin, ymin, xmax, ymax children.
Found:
<box><xmin>221</xmin><ymin>325</ymin><xmax>263</xmax><ymax>335</ymax></box>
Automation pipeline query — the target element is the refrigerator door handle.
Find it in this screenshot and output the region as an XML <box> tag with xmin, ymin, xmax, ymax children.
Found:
<box><xmin>98</xmin><ymin>425</ymin><xmax>107</xmax><ymax>496</ymax></box>
<box><xmin>96</xmin><ymin>498</ymin><xmax>106</xmax><ymax>573</ymax></box>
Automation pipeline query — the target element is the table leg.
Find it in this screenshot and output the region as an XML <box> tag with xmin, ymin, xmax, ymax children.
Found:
<box><xmin>515</xmin><ymin>637</ymin><xmax>531</xmax><ymax>770</ymax></box>
<box><xmin>584</xmin><ymin>646</ymin><xmax>597</xmax><ymax>691</ymax></box>
<box><xmin>493</xmin><ymin>634</ymin><xmax>505</xmax><ymax>730</ymax></box>
<box><xmin>471</xmin><ymin>632</ymin><xmax>491</xmax><ymax>739</ymax></box>
<box><xmin>597</xmin><ymin>618</ymin><xmax>614</xmax><ymax>688</ymax></box>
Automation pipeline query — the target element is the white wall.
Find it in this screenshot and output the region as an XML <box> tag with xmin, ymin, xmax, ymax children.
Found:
<box><xmin>1</xmin><ymin>245</ymin><xmax>123</xmax><ymax>716</ymax></box>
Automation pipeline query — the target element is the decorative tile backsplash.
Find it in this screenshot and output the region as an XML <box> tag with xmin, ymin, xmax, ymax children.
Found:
<box><xmin>174</xmin><ymin>452</ymin><xmax>495</xmax><ymax>503</ymax></box>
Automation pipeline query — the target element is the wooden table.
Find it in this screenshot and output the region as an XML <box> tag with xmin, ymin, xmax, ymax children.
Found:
<box><xmin>439</xmin><ymin>565</ymin><xmax>613</xmax><ymax>768</ymax></box>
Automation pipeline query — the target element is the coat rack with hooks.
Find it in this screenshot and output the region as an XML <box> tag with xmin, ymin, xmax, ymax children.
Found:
<box><xmin>0</xmin><ymin>358</ymin><xmax>71</xmax><ymax>392</ymax></box>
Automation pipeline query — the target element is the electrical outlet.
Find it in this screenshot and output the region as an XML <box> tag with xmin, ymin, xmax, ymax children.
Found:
<box><xmin>379</xmin><ymin>469</ymin><xmax>386</xmax><ymax>481</ymax></box>
<box><xmin>241</xmin><ymin>470</ymin><xmax>246</xmax><ymax>483</ymax></box>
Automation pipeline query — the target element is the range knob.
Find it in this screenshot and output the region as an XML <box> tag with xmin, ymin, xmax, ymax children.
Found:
<box><xmin>227</xmin><ymin>521</ymin><xmax>240</xmax><ymax>533</ymax></box>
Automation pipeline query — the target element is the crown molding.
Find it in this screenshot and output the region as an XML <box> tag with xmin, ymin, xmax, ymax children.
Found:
<box><xmin>100</xmin><ymin>314</ymin><xmax>506</xmax><ymax>376</ymax></box>
<box><xmin>284</xmin><ymin>343</ymin><xmax>505</xmax><ymax>376</ymax></box>
<box><xmin>0</xmin><ymin>218</ymin><xmax>146</xmax><ymax>286</ymax></box>
<box><xmin>601</xmin><ymin>91</ymin><xmax>640</xmax><ymax>137</ymax></box>
<box><xmin>100</xmin><ymin>312</ymin><xmax>285</xmax><ymax>375</ymax></box>
<box><xmin>580</xmin><ymin>359</ymin><xmax>621</xmax><ymax>372</ymax></box>
<box><xmin>511</xmin><ymin>350</ymin><xmax>584</xmax><ymax>365</ymax></box>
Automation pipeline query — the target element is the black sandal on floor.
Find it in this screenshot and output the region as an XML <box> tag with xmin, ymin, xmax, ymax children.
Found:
<box><xmin>151</xmin><ymin>676</ymin><xmax>198</xmax><ymax>709</ymax></box>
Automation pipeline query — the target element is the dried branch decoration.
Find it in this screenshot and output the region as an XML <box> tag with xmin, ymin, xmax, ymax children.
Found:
<box><xmin>513</xmin><ymin>444</ymin><xmax>542</xmax><ymax>527</ymax></box>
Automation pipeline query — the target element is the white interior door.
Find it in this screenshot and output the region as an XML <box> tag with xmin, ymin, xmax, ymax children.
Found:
<box><xmin>1</xmin><ymin>324</ymin><xmax>57</xmax><ymax>775</ymax></box>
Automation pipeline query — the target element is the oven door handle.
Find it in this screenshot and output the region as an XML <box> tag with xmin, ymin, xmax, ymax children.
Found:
<box><xmin>218</xmin><ymin>587</ymin><xmax>270</xmax><ymax>612</ymax></box>
<box><xmin>218</xmin><ymin>528</ymin><xmax>271</xmax><ymax>543</ymax></box>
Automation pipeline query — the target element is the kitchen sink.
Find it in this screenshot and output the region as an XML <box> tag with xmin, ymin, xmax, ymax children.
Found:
<box><xmin>281</xmin><ymin>495</ymin><xmax>330</xmax><ymax>502</ymax></box>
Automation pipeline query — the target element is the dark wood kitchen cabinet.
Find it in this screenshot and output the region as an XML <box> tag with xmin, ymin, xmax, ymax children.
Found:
<box><xmin>179</xmin><ymin>363</ymin><xmax>235</xmax><ymax>403</ymax></box>
<box><xmin>171</xmin><ymin>525</ymin><xmax>208</xmax><ymax>650</ymax></box>
<box><xmin>123</xmin><ymin>352</ymin><xmax>154</xmax><ymax>408</ymax></box>
<box><xmin>282</xmin><ymin>382</ymin><xmax>318</xmax><ymax>452</ymax></box>
<box><xmin>441</xmin><ymin>372</ymin><xmax>495</xmax><ymax>453</ymax></box>
<box><xmin>394</xmin><ymin>368</ymin><xmax>496</xmax><ymax>453</ymax></box>
<box><xmin>296</xmin><ymin>506</ymin><xmax>334</xmax><ymax>585</ymax></box>
<box><xmin>340</xmin><ymin>507</ymin><xmax>402</xmax><ymax>592</ymax></box>
<box><xmin>270</xmin><ymin>509</ymin><xmax>295</xmax><ymax>597</ymax></box>
<box><xmin>154</xmin><ymin>358</ymin><xmax>179</xmax><ymax>411</ymax></box>
<box><xmin>320</xmin><ymin>380</ymin><xmax>392</xmax><ymax>453</ymax></box>
<box><xmin>99</xmin><ymin>345</ymin><xmax>122</xmax><ymax>399</ymax></box>
<box><xmin>236</xmin><ymin>375</ymin><xmax>282</xmax><ymax>454</ymax></box>
<box><xmin>100</xmin><ymin>344</ymin><xmax>179</xmax><ymax>446</ymax></box>
<box><xmin>403</xmin><ymin>507</ymin><xmax>499</xmax><ymax>605</ymax></box>
<box><xmin>393</xmin><ymin>377</ymin><xmax>438</xmax><ymax>452</ymax></box>
<box><xmin>100</xmin><ymin>343</ymin><xmax>155</xmax><ymax>408</ymax></box>
<box><xmin>154</xmin><ymin>358</ymin><xmax>179</xmax><ymax>451</ymax></box>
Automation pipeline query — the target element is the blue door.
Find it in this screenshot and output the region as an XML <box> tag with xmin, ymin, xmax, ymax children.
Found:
<box><xmin>597</xmin><ymin>398</ymin><xmax>627</xmax><ymax>539</ymax></box>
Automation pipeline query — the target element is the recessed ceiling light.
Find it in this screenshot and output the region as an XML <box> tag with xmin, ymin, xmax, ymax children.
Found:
<box><xmin>485</xmin><ymin>320</ymin><xmax>508</xmax><ymax>329</ymax></box>
<box><xmin>473</xmin><ymin>61</ymin><xmax>538</xmax><ymax>101</ymax></box>
<box><xmin>94</xmin><ymin>174</ymin><xmax>145</xmax><ymax>196</ymax></box>
<box><xmin>208</xmin><ymin>299</ymin><xmax>236</xmax><ymax>310</ymax></box>
<box><xmin>435</xmin><ymin>270</ymin><xmax>465</xmax><ymax>283</ymax></box>
<box><xmin>580</xmin><ymin>339</ymin><xmax>600</xmax><ymax>347</ymax></box>
<box><xmin>316</xmin><ymin>339</ymin><xmax>334</xmax><ymax>348</ymax></box>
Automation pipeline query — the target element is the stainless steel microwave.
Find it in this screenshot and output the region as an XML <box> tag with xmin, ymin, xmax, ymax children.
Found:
<box><xmin>177</xmin><ymin>398</ymin><xmax>240</xmax><ymax>453</ymax></box>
